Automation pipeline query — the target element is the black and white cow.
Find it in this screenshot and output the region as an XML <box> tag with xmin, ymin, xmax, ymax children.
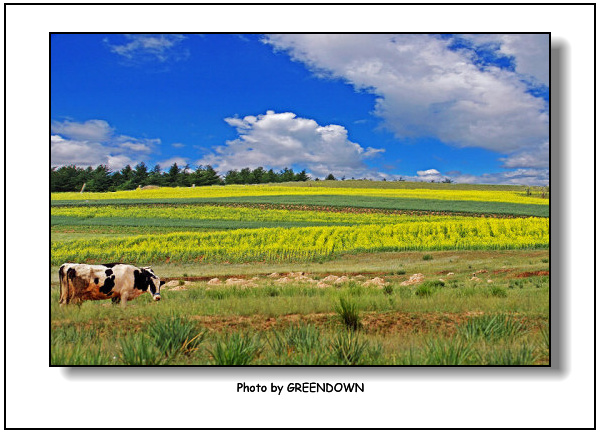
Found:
<box><xmin>59</xmin><ymin>263</ymin><xmax>164</xmax><ymax>306</ymax></box>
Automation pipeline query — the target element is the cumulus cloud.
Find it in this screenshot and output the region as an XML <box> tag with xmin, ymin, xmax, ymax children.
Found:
<box><xmin>400</xmin><ymin>167</ymin><xmax>547</xmax><ymax>186</ymax></box>
<box><xmin>105</xmin><ymin>34</ymin><xmax>189</xmax><ymax>63</ymax></box>
<box><xmin>51</xmin><ymin>119</ymin><xmax>159</xmax><ymax>170</ymax></box>
<box><xmin>414</xmin><ymin>169</ymin><xmax>448</xmax><ymax>183</ymax></box>
<box><xmin>156</xmin><ymin>156</ymin><xmax>191</xmax><ymax>170</ymax></box>
<box><xmin>448</xmin><ymin>168</ymin><xmax>549</xmax><ymax>186</ymax></box>
<box><xmin>198</xmin><ymin>110</ymin><xmax>385</xmax><ymax>179</ymax></box>
<box><xmin>397</xmin><ymin>168</ymin><xmax>547</xmax><ymax>186</ymax></box>
<box><xmin>461</xmin><ymin>34</ymin><xmax>549</xmax><ymax>86</ymax></box>
<box><xmin>51</xmin><ymin>119</ymin><xmax>113</xmax><ymax>141</ymax></box>
<box><xmin>500</xmin><ymin>141</ymin><xmax>549</xmax><ymax>169</ymax></box>
<box><xmin>263</xmin><ymin>34</ymin><xmax>549</xmax><ymax>154</ymax></box>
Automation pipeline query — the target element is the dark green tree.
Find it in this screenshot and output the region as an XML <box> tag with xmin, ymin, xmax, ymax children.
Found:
<box><xmin>132</xmin><ymin>162</ymin><xmax>149</xmax><ymax>187</ymax></box>
<box><xmin>265</xmin><ymin>168</ymin><xmax>278</xmax><ymax>184</ymax></box>
<box><xmin>179</xmin><ymin>164</ymin><xmax>193</xmax><ymax>187</ymax></box>
<box><xmin>191</xmin><ymin>165</ymin><xmax>207</xmax><ymax>186</ymax></box>
<box><xmin>87</xmin><ymin>165</ymin><xmax>112</xmax><ymax>192</ymax></box>
<box><xmin>203</xmin><ymin>165</ymin><xmax>222</xmax><ymax>185</ymax></box>
<box><xmin>279</xmin><ymin>167</ymin><xmax>295</xmax><ymax>182</ymax></box>
<box><xmin>295</xmin><ymin>169</ymin><xmax>310</xmax><ymax>182</ymax></box>
<box><xmin>251</xmin><ymin>167</ymin><xmax>266</xmax><ymax>184</ymax></box>
<box><xmin>239</xmin><ymin>167</ymin><xmax>252</xmax><ymax>184</ymax></box>
<box><xmin>118</xmin><ymin>165</ymin><xmax>136</xmax><ymax>190</ymax></box>
<box><xmin>224</xmin><ymin>169</ymin><xmax>241</xmax><ymax>185</ymax></box>
<box><xmin>52</xmin><ymin>165</ymin><xmax>83</xmax><ymax>192</ymax></box>
<box><xmin>148</xmin><ymin>164</ymin><xmax>163</xmax><ymax>186</ymax></box>
<box><xmin>166</xmin><ymin>163</ymin><xmax>181</xmax><ymax>186</ymax></box>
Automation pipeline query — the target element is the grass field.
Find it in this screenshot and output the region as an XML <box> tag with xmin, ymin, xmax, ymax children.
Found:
<box><xmin>50</xmin><ymin>181</ymin><xmax>550</xmax><ymax>365</ymax></box>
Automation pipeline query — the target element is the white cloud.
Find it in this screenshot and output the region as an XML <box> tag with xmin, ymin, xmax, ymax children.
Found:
<box><xmin>415</xmin><ymin>169</ymin><xmax>447</xmax><ymax>183</ymax></box>
<box><xmin>51</xmin><ymin>135</ymin><xmax>112</xmax><ymax>167</ymax></box>
<box><xmin>51</xmin><ymin>119</ymin><xmax>159</xmax><ymax>170</ymax></box>
<box><xmin>51</xmin><ymin>119</ymin><xmax>113</xmax><ymax>141</ymax></box>
<box><xmin>401</xmin><ymin>167</ymin><xmax>548</xmax><ymax>186</ymax></box>
<box><xmin>198</xmin><ymin>110</ymin><xmax>385</xmax><ymax>179</ymax></box>
<box><xmin>106</xmin><ymin>154</ymin><xmax>138</xmax><ymax>169</ymax></box>
<box><xmin>449</xmin><ymin>168</ymin><xmax>549</xmax><ymax>186</ymax></box>
<box><xmin>500</xmin><ymin>141</ymin><xmax>549</xmax><ymax>169</ymax></box>
<box><xmin>462</xmin><ymin>34</ymin><xmax>549</xmax><ymax>86</ymax></box>
<box><xmin>263</xmin><ymin>34</ymin><xmax>549</xmax><ymax>154</ymax></box>
<box><xmin>156</xmin><ymin>156</ymin><xmax>190</xmax><ymax>170</ymax></box>
<box><xmin>105</xmin><ymin>34</ymin><xmax>188</xmax><ymax>63</ymax></box>
<box><xmin>118</xmin><ymin>142</ymin><xmax>152</xmax><ymax>153</ymax></box>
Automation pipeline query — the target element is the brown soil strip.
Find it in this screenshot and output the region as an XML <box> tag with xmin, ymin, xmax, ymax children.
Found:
<box><xmin>187</xmin><ymin>311</ymin><xmax>542</xmax><ymax>335</ymax></box>
<box><xmin>53</xmin><ymin>311</ymin><xmax>547</xmax><ymax>337</ymax></box>
<box><xmin>515</xmin><ymin>271</ymin><xmax>549</xmax><ymax>278</ymax></box>
<box><xmin>148</xmin><ymin>202</ymin><xmax>530</xmax><ymax>219</ymax></box>
<box><xmin>492</xmin><ymin>268</ymin><xmax>518</xmax><ymax>274</ymax></box>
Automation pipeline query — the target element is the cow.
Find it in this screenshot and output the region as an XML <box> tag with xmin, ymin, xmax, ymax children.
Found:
<box><xmin>59</xmin><ymin>263</ymin><xmax>164</xmax><ymax>306</ymax></box>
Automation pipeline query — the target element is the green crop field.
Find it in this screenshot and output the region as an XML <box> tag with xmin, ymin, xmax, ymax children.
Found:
<box><xmin>51</xmin><ymin>181</ymin><xmax>550</xmax><ymax>365</ymax></box>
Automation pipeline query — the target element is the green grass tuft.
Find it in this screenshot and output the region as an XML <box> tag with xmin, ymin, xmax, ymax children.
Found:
<box><xmin>147</xmin><ymin>315</ymin><xmax>207</xmax><ymax>358</ymax></box>
<box><xmin>425</xmin><ymin>337</ymin><xmax>474</xmax><ymax>365</ymax></box>
<box><xmin>330</xmin><ymin>331</ymin><xmax>369</xmax><ymax>365</ymax></box>
<box><xmin>335</xmin><ymin>296</ymin><xmax>362</xmax><ymax>331</ymax></box>
<box><xmin>268</xmin><ymin>323</ymin><xmax>322</xmax><ymax>357</ymax></box>
<box><xmin>209</xmin><ymin>332</ymin><xmax>263</xmax><ymax>365</ymax></box>
<box><xmin>482</xmin><ymin>344</ymin><xmax>537</xmax><ymax>365</ymax></box>
<box><xmin>458</xmin><ymin>314</ymin><xmax>526</xmax><ymax>342</ymax></box>
<box><xmin>119</xmin><ymin>334</ymin><xmax>167</xmax><ymax>366</ymax></box>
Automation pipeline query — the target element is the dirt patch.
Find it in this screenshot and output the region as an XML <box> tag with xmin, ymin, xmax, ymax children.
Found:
<box><xmin>190</xmin><ymin>312</ymin><xmax>334</xmax><ymax>332</ymax></box>
<box><xmin>436</xmin><ymin>270</ymin><xmax>456</xmax><ymax>275</ymax></box>
<box><xmin>188</xmin><ymin>311</ymin><xmax>498</xmax><ymax>335</ymax></box>
<box><xmin>492</xmin><ymin>268</ymin><xmax>517</xmax><ymax>274</ymax></box>
<box><xmin>515</xmin><ymin>271</ymin><xmax>549</xmax><ymax>278</ymax></box>
<box><xmin>164</xmin><ymin>201</ymin><xmax>530</xmax><ymax>219</ymax></box>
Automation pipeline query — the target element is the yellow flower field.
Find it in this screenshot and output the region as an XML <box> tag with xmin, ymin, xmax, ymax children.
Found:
<box><xmin>51</xmin><ymin>217</ymin><xmax>549</xmax><ymax>265</ymax></box>
<box><xmin>51</xmin><ymin>184</ymin><xmax>548</xmax><ymax>205</ymax></box>
<box><xmin>51</xmin><ymin>204</ymin><xmax>467</xmax><ymax>226</ymax></box>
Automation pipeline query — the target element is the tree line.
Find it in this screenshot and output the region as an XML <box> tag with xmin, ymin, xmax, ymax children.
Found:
<box><xmin>50</xmin><ymin>162</ymin><xmax>323</xmax><ymax>193</ymax></box>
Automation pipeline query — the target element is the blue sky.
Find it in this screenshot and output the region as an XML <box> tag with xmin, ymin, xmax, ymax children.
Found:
<box><xmin>51</xmin><ymin>33</ymin><xmax>549</xmax><ymax>185</ymax></box>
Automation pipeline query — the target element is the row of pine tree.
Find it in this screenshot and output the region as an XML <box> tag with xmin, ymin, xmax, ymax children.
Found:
<box><xmin>50</xmin><ymin>162</ymin><xmax>326</xmax><ymax>192</ymax></box>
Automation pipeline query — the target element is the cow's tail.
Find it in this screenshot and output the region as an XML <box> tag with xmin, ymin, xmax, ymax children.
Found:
<box><xmin>58</xmin><ymin>264</ymin><xmax>68</xmax><ymax>305</ymax></box>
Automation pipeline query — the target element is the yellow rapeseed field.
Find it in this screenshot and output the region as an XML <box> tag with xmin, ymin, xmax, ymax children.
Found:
<box><xmin>51</xmin><ymin>217</ymin><xmax>549</xmax><ymax>265</ymax></box>
<box><xmin>51</xmin><ymin>184</ymin><xmax>547</xmax><ymax>205</ymax></box>
<box><xmin>51</xmin><ymin>204</ymin><xmax>461</xmax><ymax>225</ymax></box>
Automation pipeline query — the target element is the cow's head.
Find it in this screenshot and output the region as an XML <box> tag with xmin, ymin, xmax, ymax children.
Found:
<box><xmin>142</xmin><ymin>267</ymin><xmax>164</xmax><ymax>301</ymax></box>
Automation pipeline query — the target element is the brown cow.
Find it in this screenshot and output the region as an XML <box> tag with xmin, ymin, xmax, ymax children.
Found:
<box><xmin>59</xmin><ymin>263</ymin><xmax>164</xmax><ymax>306</ymax></box>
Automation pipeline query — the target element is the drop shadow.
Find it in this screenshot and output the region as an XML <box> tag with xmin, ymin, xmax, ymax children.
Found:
<box><xmin>62</xmin><ymin>41</ymin><xmax>565</xmax><ymax>383</ymax></box>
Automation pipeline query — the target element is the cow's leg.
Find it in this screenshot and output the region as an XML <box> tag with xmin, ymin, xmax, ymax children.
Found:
<box><xmin>59</xmin><ymin>284</ymin><xmax>65</xmax><ymax>306</ymax></box>
<box><xmin>120</xmin><ymin>293</ymin><xmax>128</xmax><ymax>308</ymax></box>
<box><xmin>63</xmin><ymin>281</ymin><xmax>73</xmax><ymax>305</ymax></box>
<box><xmin>59</xmin><ymin>287</ymin><xmax>69</xmax><ymax>306</ymax></box>
<box><xmin>111</xmin><ymin>297</ymin><xmax>121</xmax><ymax>305</ymax></box>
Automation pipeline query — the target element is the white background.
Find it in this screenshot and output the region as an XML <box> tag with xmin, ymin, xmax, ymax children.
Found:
<box><xmin>4</xmin><ymin>3</ymin><xmax>595</xmax><ymax>429</ymax></box>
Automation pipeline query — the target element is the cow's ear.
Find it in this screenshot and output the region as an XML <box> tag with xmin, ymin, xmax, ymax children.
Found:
<box><xmin>160</xmin><ymin>280</ymin><xmax>165</xmax><ymax>286</ymax></box>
